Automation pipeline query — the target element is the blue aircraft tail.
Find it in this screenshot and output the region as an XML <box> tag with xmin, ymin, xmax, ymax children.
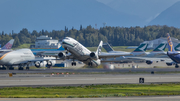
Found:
<box><xmin>57</xmin><ymin>45</ymin><xmax>65</xmax><ymax>51</ymax></box>
<box><xmin>167</xmin><ymin>33</ymin><xmax>175</xmax><ymax>52</ymax></box>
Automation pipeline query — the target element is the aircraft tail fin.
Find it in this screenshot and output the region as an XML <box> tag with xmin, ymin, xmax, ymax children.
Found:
<box><xmin>167</xmin><ymin>33</ymin><xmax>175</xmax><ymax>52</ymax></box>
<box><xmin>57</xmin><ymin>45</ymin><xmax>65</xmax><ymax>51</ymax></box>
<box><xmin>175</xmin><ymin>43</ymin><xmax>180</xmax><ymax>51</ymax></box>
<box><xmin>133</xmin><ymin>42</ymin><xmax>148</xmax><ymax>52</ymax></box>
<box><xmin>1</xmin><ymin>39</ymin><xmax>14</xmax><ymax>49</ymax></box>
<box><xmin>103</xmin><ymin>43</ymin><xmax>114</xmax><ymax>52</ymax></box>
<box><xmin>152</xmin><ymin>42</ymin><xmax>167</xmax><ymax>52</ymax></box>
<box><xmin>96</xmin><ymin>41</ymin><xmax>103</xmax><ymax>55</ymax></box>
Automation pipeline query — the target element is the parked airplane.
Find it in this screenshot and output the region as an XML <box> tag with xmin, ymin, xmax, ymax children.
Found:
<box><xmin>166</xmin><ymin>33</ymin><xmax>180</xmax><ymax>68</ymax></box>
<box><xmin>58</xmin><ymin>37</ymin><xmax>132</xmax><ymax>66</ymax></box>
<box><xmin>0</xmin><ymin>48</ymin><xmax>55</xmax><ymax>70</ymax></box>
<box><xmin>103</xmin><ymin>42</ymin><xmax>148</xmax><ymax>56</ymax></box>
<box><xmin>1</xmin><ymin>39</ymin><xmax>14</xmax><ymax>50</ymax></box>
<box><xmin>102</xmin><ymin>42</ymin><xmax>168</xmax><ymax>64</ymax></box>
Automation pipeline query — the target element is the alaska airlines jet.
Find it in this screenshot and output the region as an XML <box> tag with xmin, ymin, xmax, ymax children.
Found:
<box><xmin>1</xmin><ymin>39</ymin><xmax>14</xmax><ymax>50</ymax></box>
<box><xmin>166</xmin><ymin>33</ymin><xmax>180</xmax><ymax>68</ymax></box>
<box><xmin>58</xmin><ymin>37</ymin><xmax>132</xmax><ymax>66</ymax></box>
<box><xmin>0</xmin><ymin>48</ymin><xmax>56</xmax><ymax>70</ymax></box>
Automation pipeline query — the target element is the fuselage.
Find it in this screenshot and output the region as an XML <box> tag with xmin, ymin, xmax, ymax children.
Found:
<box><xmin>0</xmin><ymin>49</ymin><xmax>35</xmax><ymax>65</ymax></box>
<box><xmin>62</xmin><ymin>37</ymin><xmax>101</xmax><ymax>66</ymax></box>
<box><xmin>167</xmin><ymin>51</ymin><xmax>180</xmax><ymax>63</ymax></box>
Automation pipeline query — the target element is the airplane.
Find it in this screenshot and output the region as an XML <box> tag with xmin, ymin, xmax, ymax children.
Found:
<box><xmin>103</xmin><ymin>42</ymin><xmax>150</xmax><ymax>56</ymax></box>
<box><xmin>0</xmin><ymin>39</ymin><xmax>14</xmax><ymax>50</ymax></box>
<box><xmin>102</xmin><ymin>42</ymin><xmax>168</xmax><ymax>64</ymax></box>
<box><xmin>0</xmin><ymin>48</ymin><xmax>56</xmax><ymax>70</ymax></box>
<box><xmin>103</xmin><ymin>42</ymin><xmax>149</xmax><ymax>56</ymax></box>
<box><xmin>166</xmin><ymin>33</ymin><xmax>180</xmax><ymax>68</ymax></box>
<box><xmin>57</xmin><ymin>37</ymin><xmax>132</xmax><ymax>67</ymax></box>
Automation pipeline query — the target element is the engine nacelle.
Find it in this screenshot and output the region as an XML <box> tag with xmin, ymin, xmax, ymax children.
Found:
<box><xmin>146</xmin><ymin>60</ymin><xmax>153</xmax><ymax>65</ymax></box>
<box><xmin>166</xmin><ymin>62</ymin><xmax>173</xmax><ymax>66</ymax></box>
<box><xmin>58</xmin><ymin>52</ymin><xmax>66</xmax><ymax>60</ymax></box>
<box><xmin>90</xmin><ymin>52</ymin><xmax>98</xmax><ymax>60</ymax></box>
<box><xmin>35</xmin><ymin>61</ymin><xmax>43</xmax><ymax>68</ymax></box>
<box><xmin>47</xmin><ymin>60</ymin><xmax>56</xmax><ymax>67</ymax></box>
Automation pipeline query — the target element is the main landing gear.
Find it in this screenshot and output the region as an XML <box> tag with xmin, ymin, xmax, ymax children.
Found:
<box><xmin>26</xmin><ymin>66</ymin><xmax>29</xmax><ymax>70</ymax></box>
<box><xmin>175</xmin><ymin>64</ymin><xmax>179</xmax><ymax>68</ymax></box>
<box><xmin>9</xmin><ymin>66</ymin><xmax>14</xmax><ymax>70</ymax></box>
<box><xmin>0</xmin><ymin>65</ymin><xmax>6</xmax><ymax>70</ymax></box>
<box><xmin>88</xmin><ymin>62</ymin><xmax>93</xmax><ymax>66</ymax></box>
<box><xmin>71</xmin><ymin>62</ymin><xmax>76</xmax><ymax>66</ymax></box>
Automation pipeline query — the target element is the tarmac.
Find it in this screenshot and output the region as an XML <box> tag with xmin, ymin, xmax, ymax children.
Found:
<box><xmin>0</xmin><ymin>73</ymin><xmax>180</xmax><ymax>87</ymax></box>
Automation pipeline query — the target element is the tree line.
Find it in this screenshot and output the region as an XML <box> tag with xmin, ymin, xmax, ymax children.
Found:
<box><xmin>0</xmin><ymin>25</ymin><xmax>180</xmax><ymax>48</ymax></box>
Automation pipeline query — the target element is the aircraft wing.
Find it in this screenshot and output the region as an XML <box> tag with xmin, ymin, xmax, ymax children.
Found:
<box><xmin>125</xmin><ymin>57</ymin><xmax>173</xmax><ymax>62</ymax></box>
<box><xmin>98</xmin><ymin>52</ymin><xmax>132</xmax><ymax>59</ymax></box>
<box><xmin>11</xmin><ymin>57</ymin><xmax>57</xmax><ymax>65</ymax></box>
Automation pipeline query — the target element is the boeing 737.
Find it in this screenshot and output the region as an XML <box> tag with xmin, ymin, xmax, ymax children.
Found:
<box><xmin>57</xmin><ymin>37</ymin><xmax>132</xmax><ymax>66</ymax></box>
<box><xmin>0</xmin><ymin>48</ymin><xmax>56</xmax><ymax>70</ymax></box>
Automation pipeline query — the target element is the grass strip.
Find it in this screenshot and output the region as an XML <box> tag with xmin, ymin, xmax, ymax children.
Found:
<box><xmin>0</xmin><ymin>83</ymin><xmax>180</xmax><ymax>98</ymax></box>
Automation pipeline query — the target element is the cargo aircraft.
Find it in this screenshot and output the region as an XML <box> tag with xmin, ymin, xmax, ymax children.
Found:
<box><xmin>58</xmin><ymin>37</ymin><xmax>132</xmax><ymax>66</ymax></box>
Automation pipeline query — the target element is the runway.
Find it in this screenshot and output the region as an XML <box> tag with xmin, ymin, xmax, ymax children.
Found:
<box><xmin>0</xmin><ymin>73</ymin><xmax>180</xmax><ymax>87</ymax></box>
<box><xmin>0</xmin><ymin>67</ymin><xmax>180</xmax><ymax>74</ymax></box>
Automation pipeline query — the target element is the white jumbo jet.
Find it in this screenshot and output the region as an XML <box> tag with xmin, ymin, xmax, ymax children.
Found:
<box><xmin>102</xmin><ymin>42</ymin><xmax>171</xmax><ymax>64</ymax></box>
<box><xmin>0</xmin><ymin>48</ymin><xmax>55</xmax><ymax>70</ymax></box>
<box><xmin>58</xmin><ymin>37</ymin><xmax>132</xmax><ymax>67</ymax></box>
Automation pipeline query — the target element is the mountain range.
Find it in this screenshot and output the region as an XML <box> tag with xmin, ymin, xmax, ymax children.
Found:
<box><xmin>148</xmin><ymin>1</ymin><xmax>180</xmax><ymax>27</ymax></box>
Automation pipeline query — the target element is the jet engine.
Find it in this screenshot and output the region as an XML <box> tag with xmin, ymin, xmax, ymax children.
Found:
<box><xmin>58</xmin><ymin>52</ymin><xmax>66</xmax><ymax>60</ymax></box>
<box><xmin>146</xmin><ymin>60</ymin><xmax>153</xmax><ymax>65</ymax></box>
<box><xmin>90</xmin><ymin>52</ymin><xmax>98</xmax><ymax>60</ymax></box>
<box><xmin>35</xmin><ymin>61</ymin><xmax>43</xmax><ymax>68</ymax></box>
<box><xmin>47</xmin><ymin>60</ymin><xmax>56</xmax><ymax>67</ymax></box>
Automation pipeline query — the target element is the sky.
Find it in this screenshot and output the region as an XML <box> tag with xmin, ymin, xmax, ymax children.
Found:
<box><xmin>1</xmin><ymin>0</ymin><xmax>180</xmax><ymax>33</ymax></box>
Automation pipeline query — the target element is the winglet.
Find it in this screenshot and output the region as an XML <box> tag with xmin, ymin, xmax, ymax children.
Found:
<box><xmin>133</xmin><ymin>42</ymin><xmax>148</xmax><ymax>52</ymax></box>
<box><xmin>96</xmin><ymin>41</ymin><xmax>103</xmax><ymax>55</ymax></box>
<box><xmin>103</xmin><ymin>43</ymin><xmax>114</xmax><ymax>52</ymax></box>
<box><xmin>1</xmin><ymin>39</ymin><xmax>14</xmax><ymax>49</ymax></box>
<box><xmin>152</xmin><ymin>42</ymin><xmax>167</xmax><ymax>52</ymax></box>
<box><xmin>167</xmin><ymin>33</ymin><xmax>175</xmax><ymax>52</ymax></box>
